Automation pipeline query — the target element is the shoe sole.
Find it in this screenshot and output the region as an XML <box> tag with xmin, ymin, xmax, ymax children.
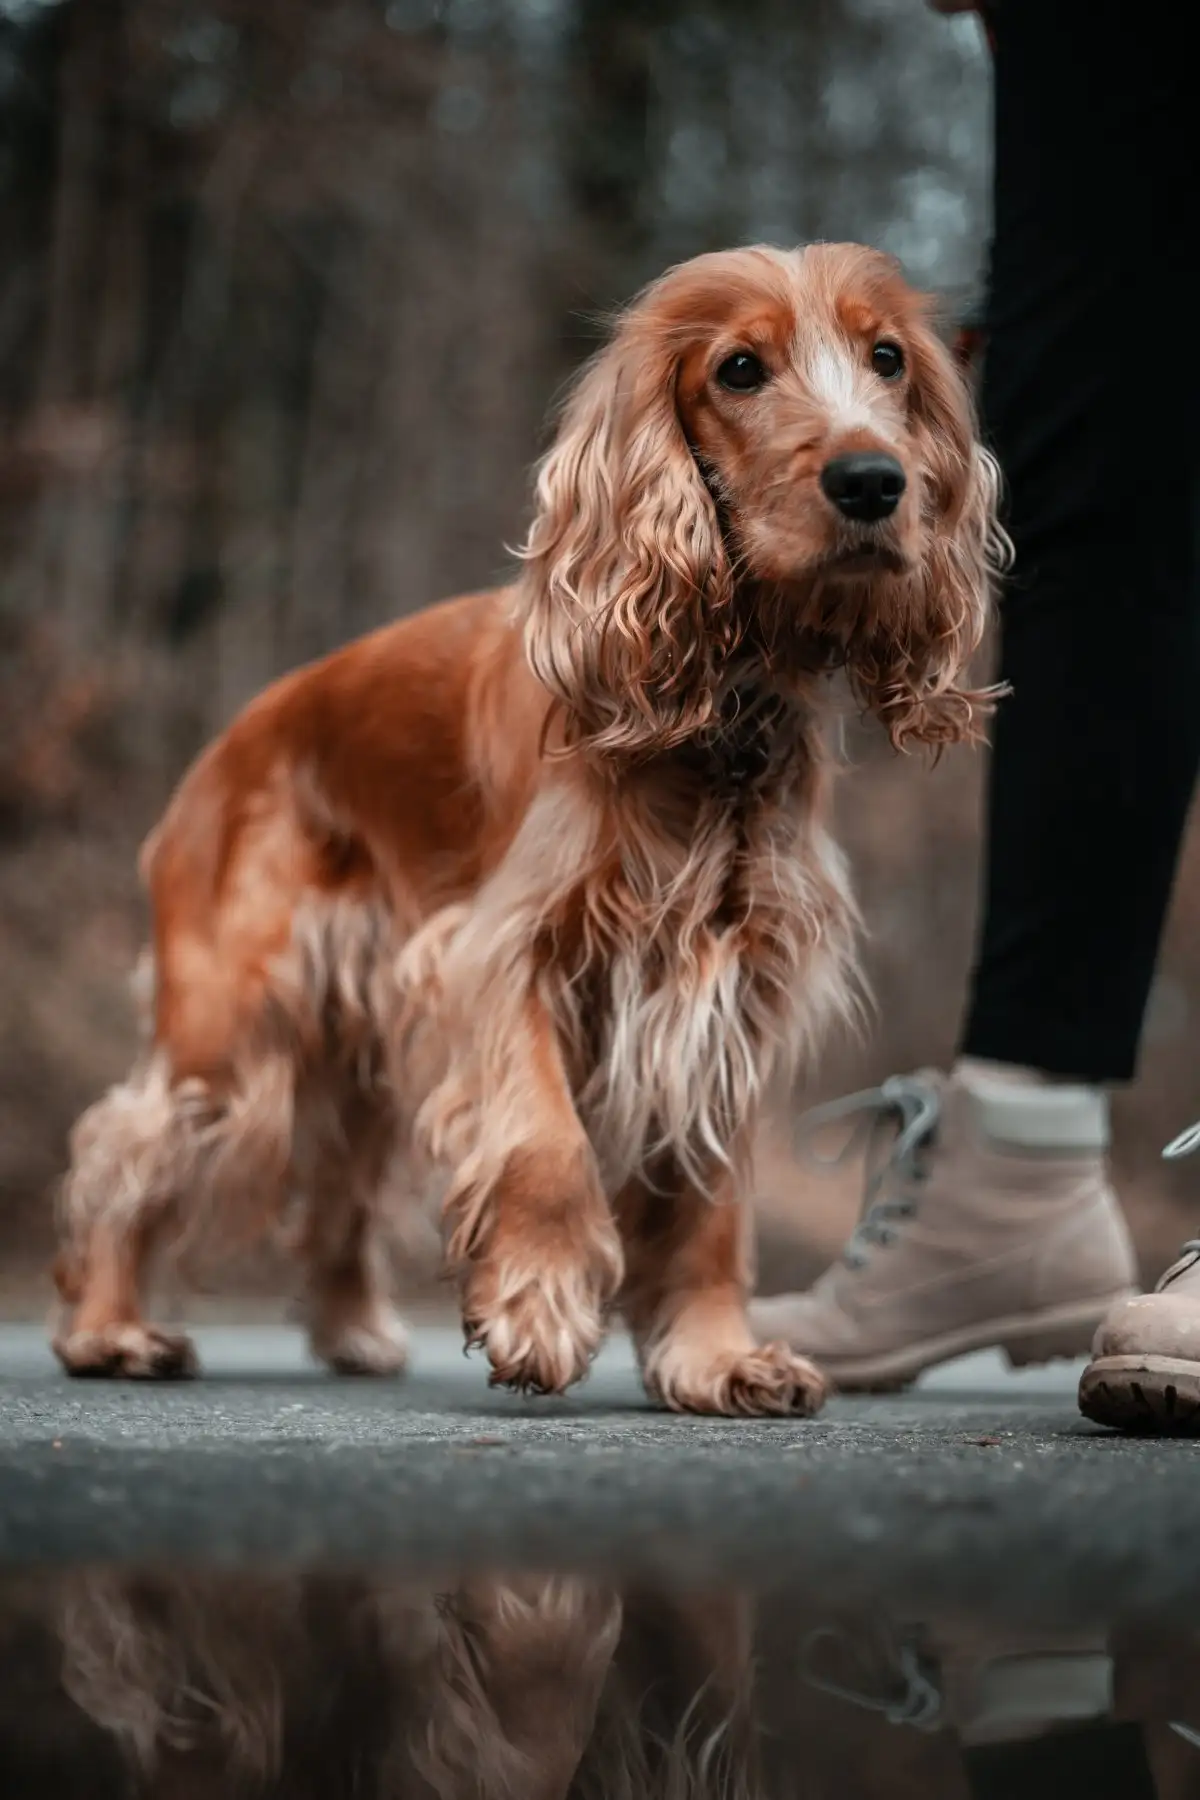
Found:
<box><xmin>1078</xmin><ymin>1355</ymin><xmax>1200</xmax><ymax>1434</ymax></box>
<box><xmin>811</xmin><ymin>1294</ymin><xmax>1135</xmax><ymax>1394</ymax></box>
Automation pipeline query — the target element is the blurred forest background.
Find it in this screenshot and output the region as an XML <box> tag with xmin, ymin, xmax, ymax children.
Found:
<box><xmin>1</xmin><ymin>0</ymin><xmax>1197</xmax><ymax>1312</ymax></box>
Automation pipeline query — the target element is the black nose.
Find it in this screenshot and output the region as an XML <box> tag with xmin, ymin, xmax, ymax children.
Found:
<box><xmin>820</xmin><ymin>452</ymin><xmax>906</xmax><ymax>523</ymax></box>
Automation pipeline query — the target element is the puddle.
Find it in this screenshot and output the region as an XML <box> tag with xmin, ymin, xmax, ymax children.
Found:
<box><xmin>0</xmin><ymin>1564</ymin><xmax>1196</xmax><ymax>1796</ymax></box>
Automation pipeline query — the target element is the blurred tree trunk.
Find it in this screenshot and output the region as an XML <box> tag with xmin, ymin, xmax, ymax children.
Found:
<box><xmin>26</xmin><ymin>0</ymin><xmax>115</xmax><ymax>648</ymax></box>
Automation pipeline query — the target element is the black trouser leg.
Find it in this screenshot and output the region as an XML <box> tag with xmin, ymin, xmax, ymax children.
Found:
<box><xmin>960</xmin><ymin>2</ymin><xmax>1200</xmax><ymax>1082</ymax></box>
<box><xmin>963</xmin><ymin>1720</ymin><xmax>1156</xmax><ymax>1800</ymax></box>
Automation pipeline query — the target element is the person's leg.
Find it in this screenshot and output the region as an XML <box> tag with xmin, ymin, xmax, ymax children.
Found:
<box><xmin>754</xmin><ymin>4</ymin><xmax>1198</xmax><ymax>1388</ymax></box>
<box><xmin>963</xmin><ymin>1724</ymin><xmax>1156</xmax><ymax>1800</ymax></box>
<box><xmin>962</xmin><ymin>0</ymin><xmax>1200</xmax><ymax>1082</ymax></box>
<box><xmin>979</xmin><ymin>1</ymin><xmax>1200</xmax><ymax>1434</ymax></box>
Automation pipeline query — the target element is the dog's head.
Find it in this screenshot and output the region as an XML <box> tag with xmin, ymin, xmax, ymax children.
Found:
<box><xmin>521</xmin><ymin>243</ymin><xmax>1007</xmax><ymax>758</ymax></box>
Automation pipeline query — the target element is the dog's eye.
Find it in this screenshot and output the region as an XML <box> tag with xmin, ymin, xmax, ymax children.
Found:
<box><xmin>871</xmin><ymin>341</ymin><xmax>904</xmax><ymax>380</ymax></box>
<box><xmin>716</xmin><ymin>351</ymin><xmax>768</xmax><ymax>393</ymax></box>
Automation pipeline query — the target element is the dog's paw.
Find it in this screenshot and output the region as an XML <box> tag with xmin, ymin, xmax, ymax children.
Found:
<box><xmin>646</xmin><ymin>1339</ymin><xmax>828</xmax><ymax>1418</ymax></box>
<box><xmin>54</xmin><ymin>1323</ymin><xmax>199</xmax><ymax>1381</ymax></box>
<box><xmin>463</xmin><ymin>1256</ymin><xmax>608</xmax><ymax>1396</ymax></box>
<box><xmin>313</xmin><ymin>1310</ymin><xmax>410</xmax><ymax>1377</ymax></box>
<box><xmin>466</xmin><ymin>1573</ymin><xmax>623</xmax><ymax>1655</ymax></box>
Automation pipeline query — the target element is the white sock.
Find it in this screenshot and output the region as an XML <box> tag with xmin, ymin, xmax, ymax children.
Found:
<box><xmin>955</xmin><ymin>1056</ymin><xmax>1097</xmax><ymax>1092</ymax></box>
<box><xmin>954</xmin><ymin>1057</ymin><xmax>1109</xmax><ymax>1151</ymax></box>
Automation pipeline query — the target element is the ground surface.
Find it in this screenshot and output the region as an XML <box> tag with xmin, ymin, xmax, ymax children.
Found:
<box><xmin>3</xmin><ymin>1324</ymin><xmax>1200</xmax><ymax>1625</ymax></box>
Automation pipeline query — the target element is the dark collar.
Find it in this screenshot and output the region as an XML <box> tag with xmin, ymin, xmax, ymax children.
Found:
<box><xmin>678</xmin><ymin>687</ymin><xmax>793</xmax><ymax>795</ymax></box>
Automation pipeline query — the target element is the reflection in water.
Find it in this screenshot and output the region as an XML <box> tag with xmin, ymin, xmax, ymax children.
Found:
<box><xmin>0</xmin><ymin>1568</ymin><xmax>1197</xmax><ymax>1797</ymax></box>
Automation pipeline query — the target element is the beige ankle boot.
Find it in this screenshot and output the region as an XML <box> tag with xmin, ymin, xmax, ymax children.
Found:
<box><xmin>751</xmin><ymin>1068</ymin><xmax>1138</xmax><ymax>1391</ymax></box>
<box><xmin>1080</xmin><ymin>1120</ymin><xmax>1200</xmax><ymax>1431</ymax></box>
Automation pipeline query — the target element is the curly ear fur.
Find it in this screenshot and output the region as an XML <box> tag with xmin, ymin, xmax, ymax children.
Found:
<box><xmin>848</xmin><ymin>311</ymin><xmax>1011</xmax><ymax>752</ymax></box>
<box><xmin>518</xmin><ymin>312</ymin><xmax>734</xmax><ymax>761</ymax></box>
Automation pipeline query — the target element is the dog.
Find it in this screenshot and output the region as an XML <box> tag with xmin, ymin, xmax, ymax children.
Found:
<box><xmin>34</xmin><ymin>1568</ymin><xmax>751</xmax><ymax>1800</ymax></box>
<box><xmin>52</xmin><ymin>242</ymin><xmax>1005</xmax><ymax>1414</ymax></box>
<box><xmin>47</xmin><ymin>1570</ymin><xmax>623</xmax><ymax>1799</ymax></box>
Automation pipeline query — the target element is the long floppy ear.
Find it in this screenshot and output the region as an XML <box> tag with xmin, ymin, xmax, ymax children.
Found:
<box><xmin>517</xmin><ymin>312</ymin><xmax>734</xmax><ymax>760</ymax></box>
<box><xmin>848</xmin><ymin>310</ymin><xmax>1010</xmax><ymax>752</ymax></box>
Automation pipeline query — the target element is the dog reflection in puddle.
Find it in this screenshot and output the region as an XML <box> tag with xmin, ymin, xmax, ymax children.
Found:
<box><xmin>29</xmin><ymin>1570</ymin><xmax>755</xmax><ymax>1799</ymax></box>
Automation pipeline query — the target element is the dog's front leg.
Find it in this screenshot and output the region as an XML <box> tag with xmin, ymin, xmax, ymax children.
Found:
<box><xmin>618</xmin><ymin>1154</ymin><xmax>828</xmax><ymax>1418</ymax></box>
<box><xmin>448</xmin><ymin>991</ymin><xmax>623</xmax><ymax>1396</ymax></box>
<box><xmin>415</xmin><ymin>1576</ymin><xmax>622</xmax><ymax>1800</ymax></box>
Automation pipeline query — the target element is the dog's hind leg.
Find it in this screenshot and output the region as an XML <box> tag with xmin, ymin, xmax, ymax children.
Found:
<box><xmin>52</xmin><ymin>1059</ymin><xmax>203</xmax><ymax>1379</ymax></box>
<box><xmin>53</xmin><ymin>1049</ymin><xmax>296</xmax><ymax>1380</ymax></box>
<box><xmin>297</xmin><ymin>1096</ymin><xmax>409</xmax><ymax>1377</ymax></box>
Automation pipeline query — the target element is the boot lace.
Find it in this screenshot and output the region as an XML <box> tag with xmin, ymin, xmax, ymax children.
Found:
<box><xmin>1162</xmin><ymin>1122</ymin><xmax>1200</xmax><ymax>1262</ymax></box>
<box><xmin>798</xmin><ymin>1623</ymin><xmax>942</xmax><ymax>1730</ymax></box>
<box><xmin>1164</xmin><ymin>1119</ymin><xmax>1200</xmax><ymax>1161</ymax></box>
<box><xmin>795</xmin><ymin>1074</ymin><xmax>940</xmax><ymax>1270</ymax></box>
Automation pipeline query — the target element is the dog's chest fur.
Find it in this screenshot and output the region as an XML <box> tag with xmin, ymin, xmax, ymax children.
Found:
<box><xmin>551</xmin><ymin>726</ymin><xmax>858</xmax><ymax>1189</ymax></box>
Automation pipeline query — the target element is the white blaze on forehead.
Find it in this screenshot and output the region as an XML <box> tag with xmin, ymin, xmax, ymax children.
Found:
<box><xmin>804</xmin><ymin>338</ymin><xmax>899</xmax><ymax>445</ymax></box>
